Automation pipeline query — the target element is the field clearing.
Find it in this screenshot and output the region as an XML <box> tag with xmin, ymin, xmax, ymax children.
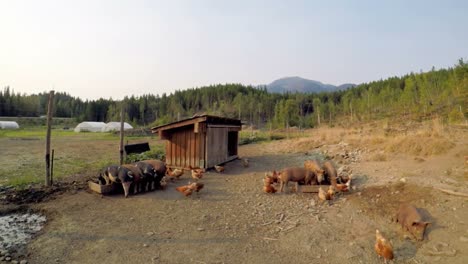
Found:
<box><xmin>0</xmin><ymin>129</ymin><xmax>163</xmax><ymax>186</ymax></box>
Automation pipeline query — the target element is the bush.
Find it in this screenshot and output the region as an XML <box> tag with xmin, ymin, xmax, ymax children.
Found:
<box><xmin>125</xmin><ymin>148</ymin><xmax>165</xmax><ymax>163</ymax></box>
<box><xmin>448</xmin><ymin>107</ymin><xmax>465</xmax><ymax>124</ymax></box>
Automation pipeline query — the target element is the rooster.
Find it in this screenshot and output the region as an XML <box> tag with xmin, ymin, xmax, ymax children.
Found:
<box><xmin>242</xmin><ymin>158</ymin><xmax>249</xmax><ymax>168</ymax></box>
<box><xmin>375</xmin><ymin>229</ymin><xmax>394</xmax><ymax>263</ymax></box>
<box><xmin>214</xmin><ymin>165</ymin><xmax>224</xmax><ymax>173</ymax></box>
<box><xmin>175</xmin><ymin>185</ymin><xmax>194</xmax><ymax>197</ymax></box>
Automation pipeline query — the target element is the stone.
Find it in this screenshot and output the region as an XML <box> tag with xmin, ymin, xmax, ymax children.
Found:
<box><xmin>147</xmin><ymin>232</ymin><xmax>154</xmax><ymax>236</ymax></box>
<box><xmin>20</xmin><ymin>261</ymin><xmax>28</xmax><ymax>264</ymax></box>
<box><xmin>197</xmin><ymin>228</ymin><xmax>205</xmax><ymax>231</ymax></box>
<box><xmin>5</xmin><ymin>257</ymin><xmax>12</xmax><ymax>261</ymax></box>
<box><xmin>12</xmin><ymin>260</ymin><xmax>19</xmax><ymax>264</ymax></box>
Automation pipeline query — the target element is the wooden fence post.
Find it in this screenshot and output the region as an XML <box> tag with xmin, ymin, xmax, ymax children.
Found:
<box><xmin>119</xmin><ymin>105</ymin><xmax>125</xmax><ymax>165</ymax></box>
<box><xmin>51</xmin><ymin>149</ymin><xmax>55</xmax><ymax>185</ymax></box>
<box><xmin>45</xmin><ymin>90</ymin><xmax>54</xmax><ymax>186</ymax></box>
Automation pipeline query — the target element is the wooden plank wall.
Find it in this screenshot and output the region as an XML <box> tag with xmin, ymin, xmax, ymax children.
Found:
<box><xmin>165</xmin><ymin>125</ymin><xmax>206</xmax><ymax>169</ymax></box>
<box><xmin>206</xmin><ymin>127</ymin><xmax>229</xmax><ymax>168</ymax></box>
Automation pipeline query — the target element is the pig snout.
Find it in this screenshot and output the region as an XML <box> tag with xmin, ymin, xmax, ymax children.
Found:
<box><xmin>411</xmin><ymin>222</ymin><xmax>430</xmax><ymax>241</ymax></box>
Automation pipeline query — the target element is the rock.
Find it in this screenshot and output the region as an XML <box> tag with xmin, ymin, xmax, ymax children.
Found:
<box><xmin>143</xmin><ymin>244</ymin><xmax>148</xmax><ymax>247</ymax></box>
<box><xmin>20</xmin><ymin>261</ymin><xmax>28</xmax><ymax>264</ymax></box>
<box><xmin>147</xmin><ymin>232</ymin><xmax>154</xmax><ymax>236</ymax></box>
<box><xmin>5</xmin><ymin>257</ymin><xmax>12</xmax><ymax>261</ymax></box>
<box><xmin>400</xmin><ymin>178</ymin><xmax>407</xmax><ymax>183</ymax></box>
<box><xmin>12</xmin><ymin>260</ymin><xmax>19</xmax><ymax>264</ymax></box>
<box><xmin>460</xmin><ymin>236</ymin><xmax>468</xmax><ymax>242</ymax></box>
<box><xmin>0</xmin><ymin>257</ymin><xmax>4</xmax><ymax>261</ymax></box>
<box><xmin>197</xmin><ymin>228</ymin><xmax>205</xmax><ymax>231</ymax></box>
<box><xmin>310</xmin><ymin>200</ymin><xmax>316</xmax><ymax>207</ymax></box>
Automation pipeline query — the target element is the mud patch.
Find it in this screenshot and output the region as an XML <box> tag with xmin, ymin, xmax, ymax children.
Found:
<box><xmin>0</xmin><ymin>208</ymin><xmax>47</xmax><ymax>261</ymax></box>
<box><xmin>1</xmin><ymin>180</ymin><xmax>88</xmax><ymax>205</ymax></box>
<box><xmin>349</xmin><ymin>183</ymin><xmax>435</xmax><ymax>218</ymax></box>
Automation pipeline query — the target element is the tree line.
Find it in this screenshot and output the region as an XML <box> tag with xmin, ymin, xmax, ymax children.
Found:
<box><xmin>1</xmin><ymin>59</ymin><xmax>466</xmax><ymax>128</ymax></box>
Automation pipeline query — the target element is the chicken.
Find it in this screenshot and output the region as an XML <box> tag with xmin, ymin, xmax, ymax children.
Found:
<box><xmin>327</xmin><ymin>185</ymin><xmax>336</xmax><ymax>199</ymax></box>
<box><xmin>335</xmin><ymin>183</ymin><xmax>349</xmax><ymax>192</ymax></box>
<box><xmin>242</xmin><ymin>158</ymin><xmax>249</xmax><ymax>168</ymax></box>
<box><xmin>375</xmin><ymin>229</ymin><xmax>394</xmax><ymax>263</ymax></box>
<box><xmin>264</xmin><ymin>172</ymin><xmax>279</xmax><ymax>184</ymax></box>
<box><xmin>175</xmin><ymin>185</ymin><xmax>194</xmax><ymax>197</ymax></box>
<box><xmin>160</xmin><ymin>176</ymin><xmax>168</xmax><ymax>189</ymax></box>
<box><xmin>346</xmin><ymin>175</ymin><xmax>352</xmax><ymax>189</ymax></box>
<box><xmin>318</xmin><ymin>187</ymin><xmax>327</xmax><ymax>201</ymax></box>
<box><xmin>188</xmin><ymin>166</ymin><xmax>204</xmax><ymax>181</ymax></box>
<box><xmin>214</xmin><ymin>165</ymin><xmax>225</xmax><ymax>173</ymax></box>
<box><xmin>318</xmin><ymin>186</ymin><xmax>334</xmax><ymax>201</ymax></box>
<box><xmin>263</xmin><ymin>176</ymin><xmax>275</xmax><ymax>185</ymax></box>
<box><xmin>167</xmin><ymin>168</ymin><xmax>184</xmax><ymax>180</ymax></box>
<box><xmin>189</xmin><ymin>182</ymin><xmax>204</xmax><ymax>192</ymax></box>
<box><xmin>263</xmin><ymin>184</ymin><xmax>277</xmax><ymax>193</ymax></box>
<box><xmin>191</xmin><ymin>170</ymin><xmax>203</xmax><ymax>181</ymax></box>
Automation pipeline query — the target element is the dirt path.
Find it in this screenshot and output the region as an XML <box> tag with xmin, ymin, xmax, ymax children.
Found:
<box><xmin>2</xmin><ymin>126</ymin><xmax>468</xmax><ymax>264</ymax></box>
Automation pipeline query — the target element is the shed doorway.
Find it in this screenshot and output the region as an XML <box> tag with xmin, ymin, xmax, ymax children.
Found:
<box><xmin>228</xmin><ymin>131</ymin><xmax>238</xmax><ymax>156</ymax></box>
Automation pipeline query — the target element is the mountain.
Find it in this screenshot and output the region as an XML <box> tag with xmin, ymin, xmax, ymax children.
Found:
<box><xmin>266</xmin><ymin>76</ymin><xmax>355</xmax><ymax>94</ymax></box>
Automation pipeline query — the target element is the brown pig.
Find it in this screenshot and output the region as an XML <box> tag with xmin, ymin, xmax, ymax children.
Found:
<box><xmin>395</xmin><ymin>203</ymin><xmax>430</xmax><ymax>241</ymax></box>
<box><xmin>304</xmin><ymin>160</ymin><xmax>325</xmax><ymax>183</ymax></box>
<box><xmin>322</xmin><ymin>160</ymin><xmax>338</xmax><ymax>186</ymax></box>
<box><xmin>278</xmin><ymin>167</ymin><xmax>316</xmax><ymax>193</ymax></box>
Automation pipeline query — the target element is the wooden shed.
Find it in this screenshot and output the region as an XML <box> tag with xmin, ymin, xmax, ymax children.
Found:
<box><xmin>151</xmin><ymin>115</ymin><xmax>242</xmax><ymax>169</ymax></box>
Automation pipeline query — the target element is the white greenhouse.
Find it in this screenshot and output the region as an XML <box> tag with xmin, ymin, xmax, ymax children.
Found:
<box><xmin>74</xmin><ymin>122</ymin><xmax>106</xmax><ymax>132</ymax></box>
<box><xmin>0</xmin><ymin>121</ymin><xmax>20</xmax><ymax>129</ymax></box>
<box><xmin>102</xmin><ymin>122</ymin><xmax>133</xmax><ymax>132</ymax></box>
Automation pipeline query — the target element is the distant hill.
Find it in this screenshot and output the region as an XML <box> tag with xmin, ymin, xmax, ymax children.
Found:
<box><xmin>267</xmin><ymin>76</ymin><xmax>355</xmax><ymax>93</ymax></box>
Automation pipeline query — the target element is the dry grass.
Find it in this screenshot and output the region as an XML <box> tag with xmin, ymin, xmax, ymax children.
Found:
<box><xmin>370</xmin><ymin>152</ymin><xmax>387</xmax><ymax>161</ymax></box>
<box><xmin>385</xmin><ymin>135</ymin><xmax>455</xmax><ymax>156</ymax></box>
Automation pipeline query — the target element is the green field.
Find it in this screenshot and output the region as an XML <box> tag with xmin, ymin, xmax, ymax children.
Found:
<box><xmin>0</xmin><ymin>127</ymin><xmax>164</xmax><ymax>187</ymax></box>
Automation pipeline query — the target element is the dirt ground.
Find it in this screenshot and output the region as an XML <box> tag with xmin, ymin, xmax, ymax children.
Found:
<box><xmin>1</xmin><ymin>124</ymin><xmax>468</xmax><ymax>264</ymax></box>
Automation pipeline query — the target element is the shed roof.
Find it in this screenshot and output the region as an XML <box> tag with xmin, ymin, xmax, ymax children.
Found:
<box><xmin>151</xmin><ymin>115</ymin><xmax>241</xmax><ymax>133</ymax></box>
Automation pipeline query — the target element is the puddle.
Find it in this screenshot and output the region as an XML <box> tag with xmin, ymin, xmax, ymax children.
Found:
<box><xmin>0</xmin><ymin>213</ymin><xmax>46</xmax><ymax>252</ymax></box>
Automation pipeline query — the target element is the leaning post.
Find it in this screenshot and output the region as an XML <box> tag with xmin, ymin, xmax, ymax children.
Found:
<box><xmin>45</xmin><ymin>90</ymin><xmax>55</xmax><ymax>186</ymax></box>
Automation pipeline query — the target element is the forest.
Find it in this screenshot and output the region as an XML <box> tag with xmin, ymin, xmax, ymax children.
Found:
<box><xmin>1</xmin><ymin>59</ymin><xmax>467</xmax><ymax>128</ymax></box>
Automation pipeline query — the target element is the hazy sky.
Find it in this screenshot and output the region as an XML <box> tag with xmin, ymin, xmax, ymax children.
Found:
<box><xmin>1</xmin><ymin>0</ymin><xmax>467</xmax><ymax>100</ymax></box>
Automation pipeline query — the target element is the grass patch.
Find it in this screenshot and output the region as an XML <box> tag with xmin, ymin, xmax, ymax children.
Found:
<box><xmin>239</xmin><ymin>130</ymin><xmax>303</xmax><ymax>145</ymax></box>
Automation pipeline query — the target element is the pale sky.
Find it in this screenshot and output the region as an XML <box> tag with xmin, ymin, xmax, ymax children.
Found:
<box><xmin>1</xmin><ymin>0</ymin><xmax>467</xmax><ymax>100</ymax></box>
